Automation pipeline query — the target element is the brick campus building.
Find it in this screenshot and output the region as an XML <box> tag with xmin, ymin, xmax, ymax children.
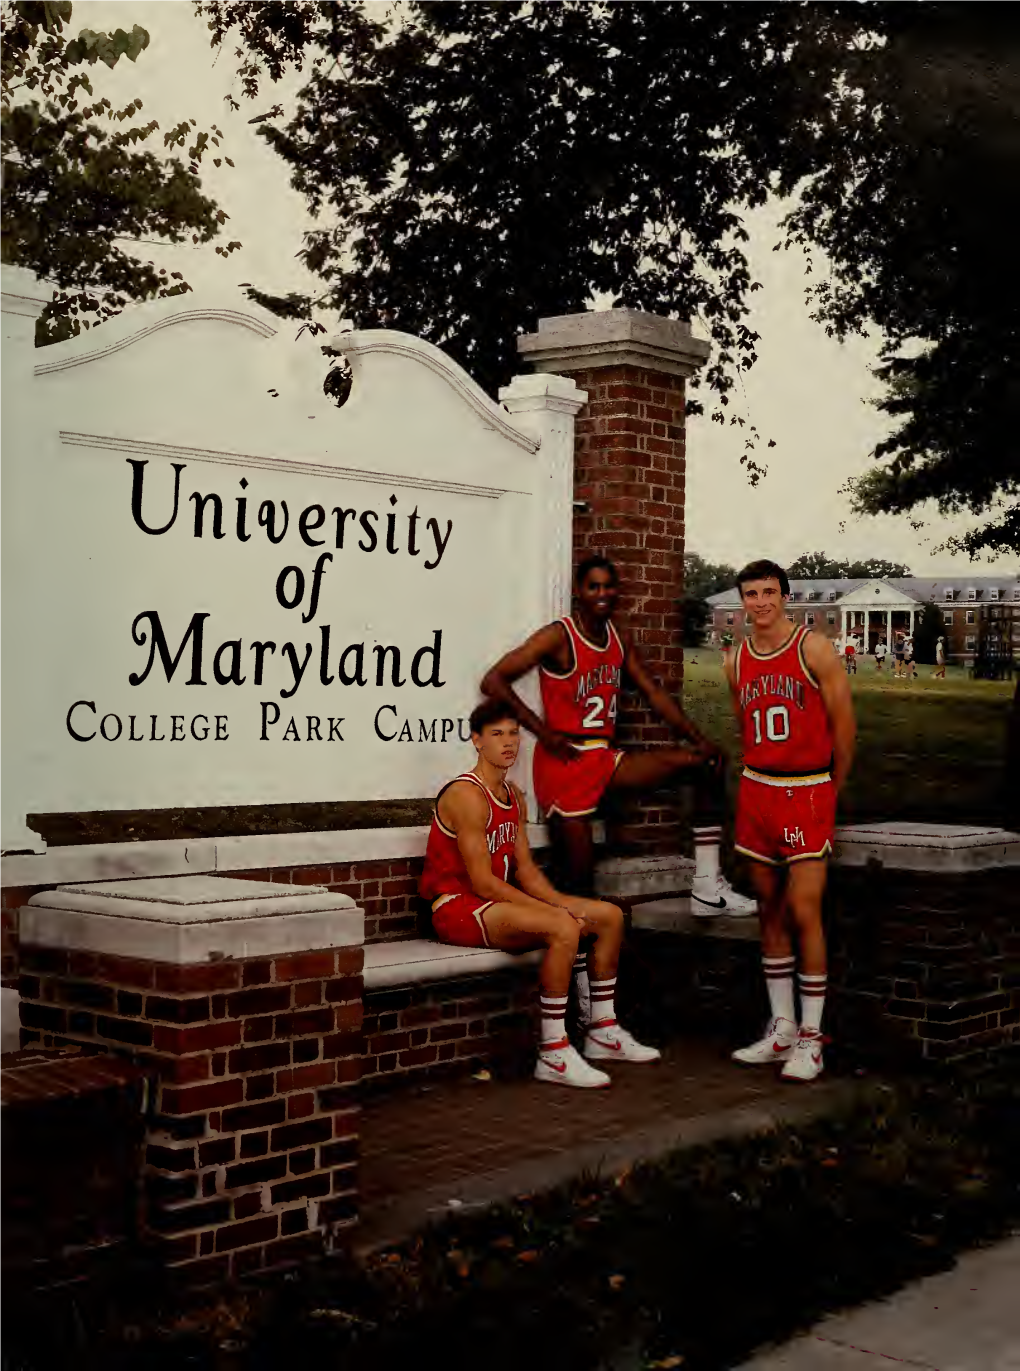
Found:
<box><xmin>707</xmin><ymin>575</ymin><xmax>1020</xmax><ymax>664</ymax></box>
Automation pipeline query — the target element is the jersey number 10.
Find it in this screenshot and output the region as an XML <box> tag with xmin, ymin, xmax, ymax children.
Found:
<box><xmin>751</xmin><ymin>704</ymin><xmax>790</xmax><ymax>745</ymax></box>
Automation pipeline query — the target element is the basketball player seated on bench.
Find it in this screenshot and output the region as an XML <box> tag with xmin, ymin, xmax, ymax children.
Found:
<box><xmin>480</xmin><ymin>555</ymin><xmax>756</xmax><ymax>918</ymax></box>
<box><xmin>418</xmin><ymin>698</ymin><xmax>660</xmax><ymax>1089</ymax></box>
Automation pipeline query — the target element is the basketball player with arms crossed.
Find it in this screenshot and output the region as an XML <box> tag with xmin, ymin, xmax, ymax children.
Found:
<box><xmin>419</xmin><ymin>698</ymin><xmax>660</xmax><ymax>1090</ymax></box>
<box><xmin>482</xmin><ymin>556</ymin><xmax>755</xmax><ymax>1031</ymax></box>
<box><xmin>726</xmin><ymin>560</ymin><xmax>856</xmax><ymax>1082</ymax></box>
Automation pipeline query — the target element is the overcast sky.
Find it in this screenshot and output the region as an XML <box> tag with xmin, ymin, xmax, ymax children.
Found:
<box><xmin>72</xmin><ymin>1</ymin><xmax>1018</xmax><ymax>578</ymax></box>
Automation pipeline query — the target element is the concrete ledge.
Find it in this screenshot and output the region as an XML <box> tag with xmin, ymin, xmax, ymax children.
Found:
<box><xmin>2</xmin><ymin>823</ymin><xmax>555</xmax><ymax>889</ymax></box>
<box><xmin>596</xmin><ymin>854</ymin><xmax>694</xmax><ymax>900</ymax></box>
<box><xmin>517</xmin><ymin>308</ymin><xmax>711</xmax><ymax>379</ymax></box>
<box><xmin>21</xmin><ymin>875</ymin><xmax>363</xmax><ymax>963</ymax></box>
<box><xmin>833</xmin><ymin>822</ymin><xmax>1020</xmax><ymax>872</ymax></box>
<box><xmin>364</xmin><ymin>938</ymin><xmax>542</xmax><ymax>991</ymax></box>
<box><xmin>631</xmin><ymin>897</ymin><xmax>761</xmax><ymax>941</ymax></box>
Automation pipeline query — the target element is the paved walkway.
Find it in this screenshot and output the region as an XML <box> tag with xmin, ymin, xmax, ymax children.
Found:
<box><xmin>358</xmin><ymin>1036</ymin><xmax>874</xmax><ymax>1251</ymax></box>
<box><xmin>739</xmin><ymin>1236</ymin><xmax>1020</xmax><ymax>1369</ymax></box>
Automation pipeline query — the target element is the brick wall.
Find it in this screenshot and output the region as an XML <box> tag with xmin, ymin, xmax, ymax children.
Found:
<box><xmin>3</xmin><ymin>1055</ymin><xmax>148</xmax><ymax>1290</ymax></box>
<box><xmin>571</xmin><ymin>363</ymin><xmax>687</xmax><ymax>855</ymax></box>
<box><xmin>363</xmin><ymin>970</ymin><xmax>538</xmax><ymax>1090</ymax></box>
<box><xmin>231</xmin><ymin>860</ymin><xmax>424</xmax><ymax>944</ymax></box>
<box><xmin>2</xmin><ymin>884</ymin><xmax>51</xmax><ymax>986</ymax></box>
<box><xmin>828</xmin><ymin>866</ymin><xmax>1020</xmax><ymax>1070</ymax></box>
<box><xmin>18</xmin><ymin>942</ymin><xmax>363</xmax><ymax>1281</ymax></box>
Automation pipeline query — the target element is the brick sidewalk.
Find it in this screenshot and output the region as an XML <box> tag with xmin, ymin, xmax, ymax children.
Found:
<box><xmin>359</xmin><ymin>1036</ymin><xmax>874</xmax><ymax>1251</ymax></box>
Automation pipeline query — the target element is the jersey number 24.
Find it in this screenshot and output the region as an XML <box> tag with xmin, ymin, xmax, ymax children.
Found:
<box><xmin>582</xmin><ymin>694</ymin><xmax>618</xmax><ymax>729</ymax></box>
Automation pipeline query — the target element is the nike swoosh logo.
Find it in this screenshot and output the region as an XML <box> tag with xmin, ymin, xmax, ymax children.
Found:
<box><xmin>544</xmin><ymin>1059</ymin><xmax>567</xmax><ymax>1073</ymax></box>
<box><xmin>692</xmin><ymin>895</ymin><xmax>726</xmax><ymax>908</ymax></box>
<box><xmin>773</xmin><ymin>1042</ymin><xmax>790</xmax><ymax>1053</ymax></box>
<box><xmin>592</xmin><ymin>1039</ymin><xmax>622</xmax><ymax>1052</ymax></box>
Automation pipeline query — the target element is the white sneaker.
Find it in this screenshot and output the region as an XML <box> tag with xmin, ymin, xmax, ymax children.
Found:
<box><xmin>691</xmin><ymin>876</ymin><xmax>758</xmax><ymax>917</ymax></box>
<box><xmin>583</xmin><ymin>1020</ymin><xmax>661</xmax><ymax>1064</ymax></box>
<box><xmin>535</xmin><ymin>1041</ymin><xmax>611</xmax><ymax>1088</ymax></box>
<box><xmin>781</xmin><ymin>1031</ymin><xmax>825</xmax><ymax>1082</ymax></box>
<box><xmin>732</xmin><ymin>1016</ymin><xmax>798</xmax><ymax>1065</ymax></box>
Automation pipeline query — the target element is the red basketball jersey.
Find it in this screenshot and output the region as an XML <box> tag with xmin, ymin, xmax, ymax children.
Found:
<box><xmin>539</xmin><ymin>616</ymin><xmax>625</xmax><ymax>740</ymax></box>
<box><xmin>733</xmin><ymin>625</ymin><xmax>833</xmax><ymax>776</ymax></box>
<box><xmin>419</xmin><ymin>772</ymin><xmax>521</xmax><ymax>901</ymax></box>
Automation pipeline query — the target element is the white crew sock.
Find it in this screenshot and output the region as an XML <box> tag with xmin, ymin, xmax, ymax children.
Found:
<box><xmin>573</xmin><ymin>952</ymin><xmax>591</xmax><ymax>1028</ymax></box>
<box><xmin>763</xmin><ymin>955</ymin><xmax>797</xmax><ymax>1028</ymax></box>
<box><xmin>693</xmin><ymin>825</ymin><xmax>722</xmax><ymax>883</ymax></box>
<box><xmin>589</xmin><ymin>976</ymin><xmax>617</xmax><ymax>1028</ymax></box>
<box><xmin>539</xmin><ymin>993</ymin><xmax>569</xmax><ymax>1049</ymax></box>
<box><xmin>798</xmin><ymin>972</ymin><xmax>827</xmax><ymax>1035</ymax></box>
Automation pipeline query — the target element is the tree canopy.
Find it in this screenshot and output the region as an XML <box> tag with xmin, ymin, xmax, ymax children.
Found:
<box><xmin>782</xmin><ymin>5</ymin><xmax>1020</xmax><ymax>556</ymax></box>
<box><xmin>197</xmin><ymin>0</ymin><xmax>879</xmax><ymax>483</ymax></box>
<box><xmin>787</xmin><ymin>552</ymin><xmax>912</xmax><ymax>580</ymax></box>
<box><xmin>198</xmin><ymin>1</ymin><xmax>1018</xmax><ymax>548</ymax></box>
<box><xmin>683</xmin><ymin>553</ymin><xmax>739</xmax><ymax>601</ymax></box>
<box><xmin>1</xmin><ymin>0</ymin><xmax>240</xmax><ymax>342</ymax></box>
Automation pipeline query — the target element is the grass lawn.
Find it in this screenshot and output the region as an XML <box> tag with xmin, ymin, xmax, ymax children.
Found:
<box><xmin>681</xmin><ymin>652</ymin><xmax>1014</xmax><ymax>827</ymax></box>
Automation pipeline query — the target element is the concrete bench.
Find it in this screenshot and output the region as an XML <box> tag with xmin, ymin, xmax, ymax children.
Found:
<box><xmin>364</xmin><ymin>939</ymin><xmax>542</xmax><ymax>990</ymax></box>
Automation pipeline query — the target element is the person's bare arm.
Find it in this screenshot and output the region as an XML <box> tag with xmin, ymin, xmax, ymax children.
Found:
<box><xmin>623</xmin><ymin>639</ymin><xmax>716</xmax><ymax>753</ymax></box>
<box><xmin>440</xmin><ymin>783</ymin><xmax>562</xmax><ymax>911</ymax></box>
<box><xmin>480</xmin><ymin>624</ymin><xmax>576</xmax><ymax>759</ymax></box>
<box><xmin>723</xmin><ymin>648</ymin><xmax>743</xmax><ymax>730</ymax></box>
<box><xmin>803</xmin><ymin>631</ymin><xmax>856</xmax><ymax>793</ymax></box>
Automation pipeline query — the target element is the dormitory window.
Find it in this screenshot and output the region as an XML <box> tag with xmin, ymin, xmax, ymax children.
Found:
<box><xmin>806</xmin><ymin>613</ymin><xmax>815</xmax><ymax>625</ymax></box>
<box><xmin>726</xmin><ymin>613</ymin><xmax>734</xmax><ymax>625</ymax></box>
<box><xmin>966</xmin><ymin>610</ymin><xmax>976</xmax><ymax>624</ymax></box>
<box><xmin>966</xmin><ymin>636</ymin><xmax>976</xmax><ymax>650</ymax></box>
<box><xmin>827</xmin><ymin>612</ymin><xmax>836</xmax><ymax>624</ymax></box>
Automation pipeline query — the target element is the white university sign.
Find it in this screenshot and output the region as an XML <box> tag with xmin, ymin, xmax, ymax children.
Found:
<box><xmin>1</xmin><ymin>273</ymin><xmax>582</xmax><ymax>850</ymax></box>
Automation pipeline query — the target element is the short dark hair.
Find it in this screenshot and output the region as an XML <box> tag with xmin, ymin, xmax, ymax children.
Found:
<box><xmin>469</xmin><ymin>698</ymin><xmax>517</xmax><ymax>736</ymax></box>
<box><xmin>576</xmin><ymin>554</ymin><xmax>618</xmax><ymax>587</ymax></box>
<box><xmin>736</xmin><ymin>559</ymin><xmax>790</xmax><ymax>596</ymax></box>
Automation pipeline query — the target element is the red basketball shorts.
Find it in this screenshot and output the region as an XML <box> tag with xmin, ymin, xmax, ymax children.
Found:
<box><xmin>430</xmin><ymin>893</ymin><xmax>493</xmax><ymax>948</ymax></box>
<box><xmin>735</xmin><ymin>772</ymin><xmax>836</xmax><ymax>865</ymax></box>
<box><xmin>533</xmin><ymin>741</ymin><xmax>624</xmax><ymax>819</ymax></box>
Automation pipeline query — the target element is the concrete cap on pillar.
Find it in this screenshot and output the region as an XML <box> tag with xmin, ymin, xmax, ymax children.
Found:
<box><xmin>22</xmin><ymin>874</ymin><xmax>363</xmax><ymax>963</ymax></box>
<box><xmin>516</xmin><ymin>308</ymin><xmax>711</xmax><ymax>379</ymax></box>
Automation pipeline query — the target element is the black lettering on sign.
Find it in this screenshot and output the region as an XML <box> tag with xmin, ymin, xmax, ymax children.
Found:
<box><xmin>129</xmin><ymin>612</ymin><xmax>209</xmax><ymax>687</ymax></box>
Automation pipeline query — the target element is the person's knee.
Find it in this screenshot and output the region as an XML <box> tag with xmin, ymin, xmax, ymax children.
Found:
<box><xmin>589</xmin><ymin>900</ymin><xmax>624</xmax><ymax>932</ymax></box>
<box><xmin>546</xmin><ymin>910</ymin><xmax>582</xmax><ymax>950</ymax></box>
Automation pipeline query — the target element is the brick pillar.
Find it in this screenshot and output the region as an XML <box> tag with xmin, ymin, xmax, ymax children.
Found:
<box><xmin>518</xmin><ymin>311</ymin><xmax>710</xmax><ymax>857</ymax></box>
<box><xmin>17</xmin><ymin>874</ymin><xmax>364</xmax><ymax>1282</ymax></box>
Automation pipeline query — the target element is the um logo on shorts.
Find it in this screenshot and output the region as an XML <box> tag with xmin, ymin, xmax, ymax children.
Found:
<box><xmin>784</xmin><ymin>826</ymin><xmax>805</xmax><ymax>847</ymax></box>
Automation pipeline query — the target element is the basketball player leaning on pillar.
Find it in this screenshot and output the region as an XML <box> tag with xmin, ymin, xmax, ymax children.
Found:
<box><xmin>726</xmin><ymin>560</ymin><xmax>856</xmax><ymax>1083</ymax></box>
<box><xmin>481</xmin><ymin>554</ymin><xmax>756</xmax><ymax>1034</ymax></box>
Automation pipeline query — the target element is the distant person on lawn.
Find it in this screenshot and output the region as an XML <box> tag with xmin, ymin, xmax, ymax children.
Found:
<box><xmin>903</xmin><ymin>634</ymin><xmax>916</xmax><ymax>679</ymax></box>
<box><xmin>934</xmin><ymin>636</ymin><xmax>946</xmax><ymax>678</ymax></box>
<box><xmin>724</xmin><ymin>560</ymin><xmax>856</xmax><ymax>1082</ymax></box>
<box><xmin>892</xmin><ymin>632</ymin><xmax>906</xmax><ymax>677</ymax></box>
<box><xmin>418</xmin><ymin>698</ymin><xmax>660</xmax><ymax>1090</ymax></box>
<box><xmin>874</xmin><ymin>638</ymin><xmax>888</xmax><ymax>672</ymax></box>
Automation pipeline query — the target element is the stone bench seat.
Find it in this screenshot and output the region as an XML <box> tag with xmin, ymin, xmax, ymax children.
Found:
<box><xmin>364</xmin><ymin>938</ymin><xmax>543</xmax><ymax>990</ymax></box>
